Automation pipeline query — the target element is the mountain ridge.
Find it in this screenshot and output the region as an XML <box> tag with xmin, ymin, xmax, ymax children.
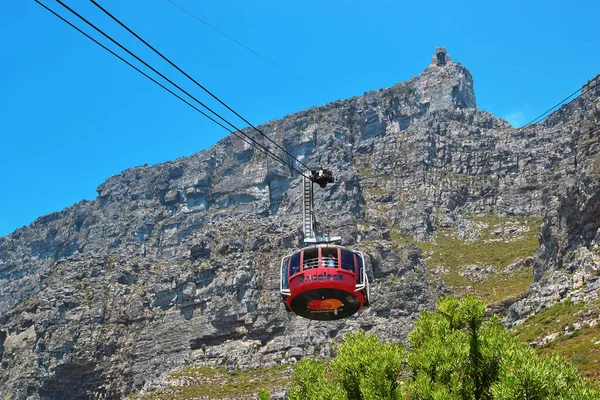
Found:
<box><xmin>1</xmin><ymin>50</ymin><xmax>599</xmax><ymax>398</ymax></box>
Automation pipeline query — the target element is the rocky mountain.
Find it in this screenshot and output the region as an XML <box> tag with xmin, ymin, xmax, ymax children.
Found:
<box><xmin>1</xmin><ymin>49</ymin><xmax>599</xmax><ymax>399</ymax></box>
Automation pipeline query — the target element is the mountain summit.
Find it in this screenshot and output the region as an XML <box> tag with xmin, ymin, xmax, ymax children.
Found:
<box><xmin>417</xmin><ymin>47</ymin><xmax>477</xmax><ymax>111</ymax></box>
<box><xmin>1</xmin><ymin>49</ymin><xmax>599</xmax><ymax>398</ymax></box>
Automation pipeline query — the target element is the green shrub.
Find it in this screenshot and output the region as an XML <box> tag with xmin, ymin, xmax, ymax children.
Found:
<box><xmin>287</xmin><ymin>358</ymin><xmax>344</xmax><ymax>400</ymax></box>
<box><xmin>258</xmin><ymin>387</ymin><xmax>271</xmax><ymax>400</ymax></box>
<box><xmin>289</xmin><ymin>296</ymin><xmax>597</xmax><ymax>400</ymax></box>
<box><xmin>332</xmin><ymin>331</ymin><xmax>405</xmax><ymax>399</ymax></box>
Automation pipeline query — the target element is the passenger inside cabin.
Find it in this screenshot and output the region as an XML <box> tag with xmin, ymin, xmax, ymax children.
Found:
<box><xmin>327</xmin><ymin>255</ymin><xmax>335</xmax><ymax>268</ymax></box>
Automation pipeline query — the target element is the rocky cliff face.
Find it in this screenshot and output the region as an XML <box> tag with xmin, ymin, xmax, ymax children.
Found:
<box><xmin>1</xmin><ymin>53</ymin><xmax>599</xmax><ymax>399</ymax></box>
<box><xmin>509</xmin><ymin>79</ymin><xmax>600</xmax><ymax>320</ymax></box>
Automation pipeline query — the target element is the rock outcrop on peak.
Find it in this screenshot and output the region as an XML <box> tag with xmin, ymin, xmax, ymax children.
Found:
<box><xmin>416</xmin><ymin>61</ymin><xmax>476</xmax><ymax>112</ymax></box>
<box><xmin>1</xmin><ymin>50</ymin><xmax>599</xmax><ymax>399</ymax></box>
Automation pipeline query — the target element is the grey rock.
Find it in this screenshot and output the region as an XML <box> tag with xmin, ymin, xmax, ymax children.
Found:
<box><xmin>1</xmin><ymin>50</ymin><xmax>599</xmax><ymax>398</ymax></box>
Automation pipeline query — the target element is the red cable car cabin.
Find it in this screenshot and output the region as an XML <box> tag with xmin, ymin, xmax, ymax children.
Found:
<box><xmin>280</xmin><ymin>244</ymin><xmax>370</xmax><ymax>320</ymax></box>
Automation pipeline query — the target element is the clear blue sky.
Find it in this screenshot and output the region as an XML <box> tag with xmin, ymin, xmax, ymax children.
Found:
<box><xmin>1</xmin><ymin>0</ymin><xmax>598</xmax><ymax>237</ymax></box>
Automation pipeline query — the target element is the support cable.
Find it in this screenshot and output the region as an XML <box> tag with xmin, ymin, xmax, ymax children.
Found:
<box><xmin>520</xmin><ymin>79</ymin><xmax>598</xmax><ymax>128</ymax></box>
<box><xmin>91</xmin><ymin>0</ymin><xmax>313</xmax><ymax>172</ymax></box>
<box><xmin>35</xmin><ymin>0</ymin><xmax>298</xmax><ymax>172</ymax></box>
<box><xmin>165</xmin><ymin>0</ymin><xmax>336</xmax><ymax>98</ymax></box>
<box><xmin>51</xmin><ymin>0</ymin><xmax>308</xmax><ymax>178</ymax></box>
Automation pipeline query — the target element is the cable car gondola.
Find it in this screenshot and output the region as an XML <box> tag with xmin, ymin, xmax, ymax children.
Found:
<box><xmin>280</xmin><ymin>170</ymin><xmax>370</xmax><ymax>320</ymax></box>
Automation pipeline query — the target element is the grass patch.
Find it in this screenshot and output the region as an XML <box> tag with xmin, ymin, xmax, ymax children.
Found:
<box><xmin>447</xmin><ymin>268</ymin><xmax>534</xmax><ymax>303</ymax></box>
<box><xmin>126</xmin><ymin>365</ymin><xmax>292</xmax><ymax>399</ymax></box>
<box><xmin>512</xmin><ymin>300</ymin><xmax>586</xmax><ymax>343</ymax></box>
<box><xmin>431</xmin><ymin>169</ymin><xmax>472</xmax><ymax>183</ymax></box>
<box><xmin>356</xmin><ymin>164</ymin><xmax>373</xmax><ymax>178</ymax></box>
<box><xmin>419</xmin><ymin>217</ymin><xmax>540</xmax><ymax>270</ymax></box>
<box><xmin>389</xmin><ymin>231</ymin><xmax>414</xmax><ymax>246</ymax></box>
<box><xmin>512</xmin><ymin>299</ymin><xmax>600</xmax><ymax>381</ymax></box>
<box><xmin>542</xmin><ymin>325</ymin><xmax>600</xmax><ymax>381</ymax></box>
<box><xmin>366</xmin><ymin>186</ymin><xmax>388</xmax><ymax>196</ymax></box>
<box><xmin>391</xmin><ymin>215</ymin><xmax>541</xmax><ymax>303</ymax></box>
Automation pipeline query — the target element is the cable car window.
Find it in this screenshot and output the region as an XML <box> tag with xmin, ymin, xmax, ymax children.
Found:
<box><xmin>356</xmin><ymin>254</ymin><xmax>365</xmax><ymax>283</ymax></box>
<box><xmin>290</xmin><ymin>252</ymin><xmax>301</xmax><ymax>276</ymax></box>
<box><xmin>283</xmin><ymin>258</ymin><xmax>290</xmax><ymax>287</ymax></box>
<box><xmin>340</xmin><ymin>249</ymin><xmax>355</xmax><ymax>272</ymax></box>
<box><xmin>303</xmin><ymin>248</ymin><xmax>319</xmax><ymax>270</ymax></box>
<box><xmin>321</xmin><ymin>247</ymin><xmax>338</xmax><ymax>268</ymax></box>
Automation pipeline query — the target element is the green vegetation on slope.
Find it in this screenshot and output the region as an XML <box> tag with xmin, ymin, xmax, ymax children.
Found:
<box><xmin>512</xmin><ymin>300</ymin><xmax>587</xmax><ymax>343</ymax></box>
<box><xmin>512</xmin><ymin>298</ymin><xmax>600</xmax><ymax>381</ymax></box>
<box><xmin>282</xmin><ymin>296</ymin><xmax>597</xmax><ymax>400</ymax></box>
<box><xmin>391</xmin><ymin>214</ymin><xmax>600</xmax><ymax>382</ymax></box>
<box><xmin>391</xmin><ymin>215</ymin><xmax>541</xmax><ymax>302</ymax></box>
<box><xmin>126</xmin><ymin>365</ymin><xmax>292</xmax><ymax>400</ymax></box>
<box><xmin>545</xmin><ymin>324</ymin><xmax>600</xmax><ymax>382</ymax></box>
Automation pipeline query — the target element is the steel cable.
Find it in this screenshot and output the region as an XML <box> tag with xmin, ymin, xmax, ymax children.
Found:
<box><xmin>91</xmin><ymin>0</ymin><xmax>313</xmax><ymax>173</ymax></box>
<box><xmin>50</xmin><ymin>0</ymin><xmax>308</xmax><ymax>178</ymax></box>
<box><xmin>35</xmin><ymin>0</ymin><xmax>302</xmax><ymax>173</ymax></box>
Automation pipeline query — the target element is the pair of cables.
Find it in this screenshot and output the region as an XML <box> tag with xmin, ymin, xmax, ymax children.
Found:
<box><xmin>520</xmin><ymin>76</ymin><xmax>599</xmax><ymax>129</ymax></box>
<box><xmin>33</xmin><ymin>1</ymin><xmax>600</xmax><ymax>169</ymax></box>
<box><xmin>36</xmin><ymin>0</ymin><xmax>313</xmax><ymax>179</ymax></box>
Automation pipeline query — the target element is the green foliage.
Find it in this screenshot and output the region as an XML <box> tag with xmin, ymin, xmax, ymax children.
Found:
<box><xmin>512</xmin><ymin>298</ymin><xmax>600</xmax><ymax>380</ymax></box>
<box><xmin>391</xmin><ymin>216</ymin><xmax>541</xmax><ymax>302</ymax></box>
<box><xmin>492</xmin><ymin>351</ymin><xmax>597</xmax><ymax>400</ymax></box>
<box><xmin>287</xmin><ymin>359</ymin><xmax>344</xmax><ymax>400</ymax></box>
<box><xmin>332</xmin><ymin>331</ymin><xmax>406</xmax><ymax>399</ymax></box>
<box><xmin>258</xmin><ymin>387</ymin><xmax>271</xmax><ymax>400</ymax></box>
<box><xmin>405</xmin><ymin>296</ymin><xmax>597</xmax><ymax>400</ymax></box>
<box><xmin>288</xmin><ymin>331</ymin><xmax>406</xmax><ymax>400</ymax></box>
<box><xmin>404</xmin><ymin>296</ymin><xmax>508</xmax><ymax>400</ymax></box>
<box><xmin>288</xmin><ymin>297</ymin><xmax>596</xmax><ymax>400</ymax></box>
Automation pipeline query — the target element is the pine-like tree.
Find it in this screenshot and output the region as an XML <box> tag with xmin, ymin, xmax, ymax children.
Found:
<box><xmin>262</xmin><ymin>296</ymin><xmax>597</xmax><ymax>400</ymax></box>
